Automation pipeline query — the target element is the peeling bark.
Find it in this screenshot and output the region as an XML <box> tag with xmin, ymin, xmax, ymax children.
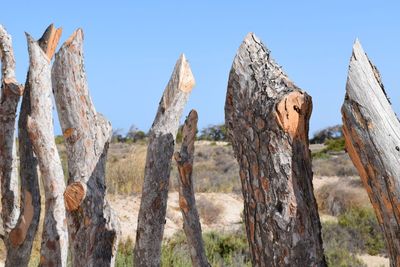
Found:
<box><xmin>134</xmin><ymin>54</ymin><xmax>195</xmax><ymax>266</ymax></box>
<box><xmin>0</xmin><ymin>24</ymin><xmax>22</xmax><ymax>240</ymax></box>
<box><xmin>52</xmin><ymin>29</ymin><xmax>120</xmax><ymax>267</ymax></box>
<box><xmin>25</xmin><ymin>33</ymin><xmax>68</xmax><ymax>267</ymax></box>
<box><xmin>174</xmin><ymin>110</ymin><xmax>209</xmax><ymax>267</ymax></box>
<box><xmin>225</xmin><ymin>33</ymin><xmax>326</xmax><ymax>267</ymax></box>
<box><xmin>342</xmin><ymin>40</ymin><xmax>400</xmax><ymax>267</ymax></box>
<box><xmin>5</xmin><ymin>24</ymin><xmax>62</xmax><ymax>267</ymax></box>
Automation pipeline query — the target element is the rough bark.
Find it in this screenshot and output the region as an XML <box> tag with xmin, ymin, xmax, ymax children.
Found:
<box><xmin>52</xmin><ymin>29</ymin><xmax>120</xmax><ymax>267</ymax></box>
<box><xmin>225</xmin><ymin>33</ymin><xmax>326</xmax><ymax>267</ymax></box>
<box><xmin>6</xmin><ymin>24</ymin><xmax>62</xmax><ymax>267</ymax></box>
<box><xmin>25</xmin><ymin>33</ymin><xmax>68</xmax><ymax>267</ymax></box>
<box><xmin>342</xmin><ymin>40</ymin><xmax>400</xmax><ymax>266</ymax></box>
<box><xmin>134</xmin><ymin>54</ymin><xmax>195</xmax><ymax>267</ymax></box>
<box><xmin>174</xmin><ymin>110</ymin><xmax>209</xmax><ymax>267</ymax></box>
<box><xmin>0</xmin><ymin>24</ymin><xmax>22</xmax><ymax>242</ymax></box>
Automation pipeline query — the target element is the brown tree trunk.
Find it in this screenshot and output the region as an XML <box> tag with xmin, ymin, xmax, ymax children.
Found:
<box><xmin>342</xmin><ymin>40</ymin><xmax>400</xmax><ymax>267</ymax></box>
<box><xmin>225</xmin><ymin>33</ymin><xmax>326</xmax><ymax>267</ymax></box>
<box><xmin>134</xmin><ymin>54</ymin><xmax>195</xmax><ymax>266</ymax></box>
<box><xmin>25</xmin><ymin>33</ymin><xmax>68</xmax><ymax>267</ymax></box>
<box><xmin>52</xmin><ymin>29</ymin><xmax>120</xmax><ymax>267</ymax></box>
<box><xmin>174</xmin><ymin>110</ymin><xmax>209</xmax><ymax>267</ymax></box>
<box><xmin>5</xmin><ymin>24</ymin><xmax>62</xmax><ymax>267</ymax></box>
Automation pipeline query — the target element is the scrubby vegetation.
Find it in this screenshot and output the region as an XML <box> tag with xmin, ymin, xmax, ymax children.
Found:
<box><xmin>115</xmin><ymin>230</ymin><xmax>251</xmax><ymax>267</ymax></box>
<box><xmin>322</xmin><ymin>207</ymin><xmax>386</xmax><ymax>265</ymax></box>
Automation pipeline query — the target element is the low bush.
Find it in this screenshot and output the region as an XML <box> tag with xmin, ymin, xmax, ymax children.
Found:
<box><xmin>322</xmin><ymin>207</ymin><xmax>386</xmax><ymax>257</ymax></box>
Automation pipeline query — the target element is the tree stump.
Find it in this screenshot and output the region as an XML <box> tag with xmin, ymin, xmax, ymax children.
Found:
<box><xmin>52</xmin><ymin>29</ymin><xmax>120</xmax><ymax>267</ymax></box>
<box><xmin>134</xmin><ymin>54</ymin><xmax>195</xmax><ymax>266</ymax></box>
<box><xmin>225</xmin><ymin>33</ymin><xmax>326</xmax><ymax>267</ymax></box>
<box><xmin>174</xmin><ymin>110</ymin><xmax>209</xmax><ymax>267</ymax></box>
<box><xmin>342</xmin><ymin>40</ymin><xmax>400</xmax><ymax>267</ymax></box>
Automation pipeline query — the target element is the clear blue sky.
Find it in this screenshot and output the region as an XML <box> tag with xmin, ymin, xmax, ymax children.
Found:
<box><xmin>2</xmin><ymin>1</ymin><xmax>399</xmax><ymax>136</ymax></box>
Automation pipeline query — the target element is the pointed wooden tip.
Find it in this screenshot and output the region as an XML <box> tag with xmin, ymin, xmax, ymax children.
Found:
<box><xmin>64</xmin><ymin>28</ymin><xmax>84</xmax><ymax>48</ymax></box>
<box><xmin>177</xmin><ymin>53</ymin><xmax>195</xmax><ymax>93</ymax></box>
<box><xmin>26</xmin><ymin>32</ymin><xmax>49</xmax><ymax>63</ymax></box>
<box><xmin>351</xmin><ymin>38</ymin><xmax>366</xmax><ymax>62</ymax></box>
<box><xmin>187</xmin><ymin>109</ymin><xmax>198</xmax><ymax>121</ymax></box>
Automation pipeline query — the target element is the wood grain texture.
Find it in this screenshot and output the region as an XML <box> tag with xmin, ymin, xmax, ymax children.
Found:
<box><xmin>342</xmin><ymin>40</ymin><xmax>400</xmax><ymax>267</ymax></box>
<box><xmin>174</xmin><ymin>110</ymin><xmax>209</xmax><ymax>267</ymax></box>
<box><xmin>6</xmin><ymin>24</ymin><xmax>60</xmax><ymax>267</ymax></box>
<box><xmin>52</xmin><ymin>29</ymin><xmax>120</xmax><ymax>267</ymax></box>
<box><xmin>134</xmin><ymin>54</ymin><xmax>195</xmax><ymax>267</ymax></box>
<box><xmin>0</xmin><ymin>24</ymin><xmax>21</xmax><ymax>242</ymax></box>
<box><xmin>225</xmin><ymin>33</ymin><xmax>326</xmax><ymax>267</ymax></box>
<box><xmin>25</xmin><ymin>34</ymin><xmax>68</xmax><ymax>267</ymax></box>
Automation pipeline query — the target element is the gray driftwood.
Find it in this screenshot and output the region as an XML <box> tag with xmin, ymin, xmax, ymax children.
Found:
<box><xmin>342</xmin><ymin>40</ymin><xmax>400</xmax><ymax>267</ymax></box>
<box><xmin>225</xmin><ymin>33</ymin><xmax>326</xmax><ymax>267</ymax></box>
<box><xmin>26</xmin><ymin>33</ymin><xmax>68</xmax><ymax>267</ymax></box>
<box><xmin>5</xmin><ymin>24</ymin><xmax>62</xmax><ymax>267</ymax></box>
<box><xmin>174</xmin><ymin>110</ymin><xmax>209</xmax><ymax>267</ymax></box>
<box><xmin>52</xmin><ymin>29</ymin><xmax>120</xmax><ymax>267</ymax></box>
<box><xmin>134</xmin><ymin>54</ymin><xmax>195</xmax><ymax>266</ymax></box>
<box><xmin>0</xmin><ymin>24</ymin><xmax>22</xmax><ymax>248</ymax></box>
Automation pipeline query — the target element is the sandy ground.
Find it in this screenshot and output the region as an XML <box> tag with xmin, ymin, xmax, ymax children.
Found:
<box><xmin>108</xmin><ymin>185</ymin><xmax>389</xmax><ymax>267</ymax></box>
<box><xmin>108</xmin><ymin>192</ymin><xmax>243</xmax><ymax>241</ymax></box>
<box><xmin>358</xmin><ymin>254</ymin><xmax>389</xmax><ymax>267</ymax></box>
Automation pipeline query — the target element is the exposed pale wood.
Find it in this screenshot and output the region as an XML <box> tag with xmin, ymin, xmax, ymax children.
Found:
<box><xmin>134</xmin><ymin>54</ymin><xmax>195</xmax><ymax>266</ymax></box>
<box><xmin>25</xmin><ymin>33</ymin><xmax>68</xmax><ymax>267</ymax></box>
<box><xmin>174</xmin><ymin>110</ymin><xmax>209</xmax><ymax>267</ymax></box>
<box><xmin>6</xmin><ymin>24</ymin><xmax>60</xmax><ymax>267</ymax></box>
<box><xmin>52</xmin><ymin>29</ymin><xmax>120</xmax><ymax>267</ymax></box>
<box><xmin>342</xmin><ymin>40</ymin><xmax>400</xmax><ymax>267</ymax></box>
<box><xmin>225</xmin><ymin>33</ymin><xmax>326</xmax><ymax>267</ymax></box>
<box><xmin>0</xmin><ymin>24</ymin><xmax>21</xmax><ymax>241</ymax></box>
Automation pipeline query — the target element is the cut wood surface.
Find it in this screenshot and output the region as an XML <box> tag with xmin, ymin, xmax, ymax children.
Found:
<box><xmin>6</xmin><ymin>24</ymin><xmax>61</xmax><ymax>267</ymax></box>
<box><xmin>25</xmin><ymin>33</ymin><xmax>68</xmax><ymax>267</ymax></box>
<box><xmin>134</xmin><ymin>54</ymin><xmax>195</xmax><ymax>266</ymax></box>
<box><xmin>342</xmin><ymin>40</ymin><xmax>400</xmax><ymax>267</ymax></box>
<box><xmin>174</xmin><ymin>110</ymin><xmax>209</xmax><ymax>267</ymax></box>
<box><xmin>52</xmin><ymin>29</ymin><xmax>120</xmax><ymax>267</ymax></box>
<box><xmin>225</xmin><ymin>33</ymin><xmax>326</xmax><ymax>266</ymax></box>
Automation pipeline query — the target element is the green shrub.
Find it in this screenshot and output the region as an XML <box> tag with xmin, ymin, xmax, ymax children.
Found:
<box><xmin>312</xmin><ymin>137</ymin><xmax>346</xmax><ymax>159</ymax></box>
<box><xmin>116</xmin><ymin>237</ymin><xmax>134</xmax><ymax>266</ymax></box>
<box><xmin>161</xmin><ymin>231</ymin><xmax>251</xmax><ymax>267</ymax></box>
<box><xmin>322</xmin><ymin>207</ymin><xmax>386</xmax><ymax>258</ymax></box>
<box><xmin>338</xmin><ymin>207</ymin><xmax>386</xmax><ymax>255</ymax></box>
<box><xmin>325</xmin><ymin>138</ymin><xmax>345</xmax><ymax>152</ymax></box>
<box><xmin>325</xmin><ymin>246</ymin><xmax>366</xmax><ymax>267</ymax></box>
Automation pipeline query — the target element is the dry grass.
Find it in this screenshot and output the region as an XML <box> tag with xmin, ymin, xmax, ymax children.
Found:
<box><xmin>312</xmin><ymin>152</ymin><xmax>358</xmax><ymax>177</ymax></box>
<box><xmin>196</xmin><ymin>195</ymin><xmax>223</xmax><ymax>225</ymax></box>
<box><xmin>315</xmin><ymin>176</ymin><xmax>371</xmax><ymax>216</ymax></box>
<box><xmin>106</xmin><ymin>143</ymin><xmax>147</xmax><ymax>194</ymax></box>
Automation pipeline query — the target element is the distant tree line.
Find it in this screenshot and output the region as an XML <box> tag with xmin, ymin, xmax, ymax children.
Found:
<box><xmin>107</xmin><ymin>123</ymin><xmax>229</xmax><ymax>144</ymax></box>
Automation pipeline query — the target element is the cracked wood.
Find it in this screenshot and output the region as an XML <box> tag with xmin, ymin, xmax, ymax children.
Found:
<box><xmin>174</xmin><ymin>110</ymin><xmax>209</xmax><ymax>267</ymax></box>
<box><xmin>342</xmin><ymin>40</ymin><xmax>400</xmax><ymax>267</ymax></box>
<box><xmin>134</xmin><ymin>54</ymin><xmax>195</xmax><ymax>267</ymax></box>
<box><xmin>52</xmin><ymin>29</ymin><xmax>120</xmax><ymax>267</ymax></box>
<box><xmin>225</xmin><ymin>32</ymin><xmax>326</xmax><ymax>267</ymax></box>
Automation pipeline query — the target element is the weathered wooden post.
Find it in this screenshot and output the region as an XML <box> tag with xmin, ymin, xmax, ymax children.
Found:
<box><xmin>0</xmin><ymin>24</ymin><xmax>24</xmax><ymax>266</ymax></box>
<box><xmin>225</xmin><ymin>33</ymin><xmax>326</xmax><ymax>267</ymax></box>
<box><xmin>174</xmin><ymin>110</ymin><xmax>209</xmax><ymax>267</ymax></box>
<box><xmin>24</xmin><ymin>32</ymin><xmax>68</xmax><ymax>267</ymax></box>
<box><xmin>134</xmin><ymin>54</ymin><xmax>195</xmax><ymax>266</ymax></box>
<box><xmin>342</xmin><ymin>40</ymin><xmax>400</xmax><ymax>266</ymax></box>
<box><xmin>52</xmin><ymin>29</ymin><xmax>120</xmax><ymax>267</ymax></box>
<box><xmin>6</xmin><ymin>24</ymin><xmax>62</xmax><ymax>267</ymax></box>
